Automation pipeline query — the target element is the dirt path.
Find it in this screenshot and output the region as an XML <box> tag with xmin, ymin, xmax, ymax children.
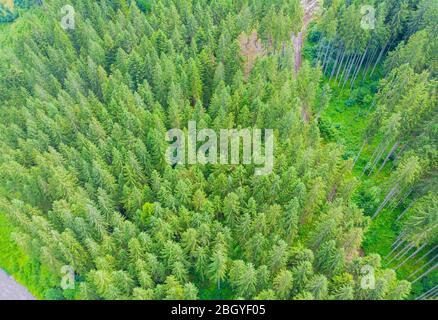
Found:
<box><xmin>292</xmin><ymin>0</ymin><xmax>319</xmax><ymax>123</ymax></box>
<box><xmin>293</xmin><ymin>0</ymin><xmax>319</xmax><ymax>74</ymax></box>
<box><xmin>0</xmin><ymin>269</ymin><xmax>35</xmax><ymax>300</ymax></box>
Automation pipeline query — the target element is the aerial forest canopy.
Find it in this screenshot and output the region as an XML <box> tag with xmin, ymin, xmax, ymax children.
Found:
<box><xmin>0</xmin><ymin>0</ymin><xmax>436</xmax><ymax>300</ymax></box>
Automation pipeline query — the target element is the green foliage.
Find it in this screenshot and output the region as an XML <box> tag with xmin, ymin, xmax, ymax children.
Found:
<box><xmin>0</xmin><ymin>0</ymin><xmax>435</xmax><ymax>301</ymax></box>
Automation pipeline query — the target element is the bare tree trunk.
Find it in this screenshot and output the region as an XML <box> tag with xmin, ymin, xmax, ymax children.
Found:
<box><xmin>413</xmin><ymin>244</ymin><xmax>438</xmax><ymax>265</ymax></box>
<box><xmin>390</xmin><ymin>188</ymin><xmax>412</xmax><ymax>212</ymax></box>
<box><xmin>371</xmin><ymin>37</ymin><xmax>396</xmax><ymax>76</ymax></box>
<box><xmin>386</xmin><ymin>242</ymin><xmax>414</xmax><ymax>266</ymax></box>
<box><xmin>368</xmin><ymin>139</ymin><xmax>390</xmax><ymax>176</ymax></box>
<box><xmin>341</xmin><ymin>53</ymin><xmax>359</xmax><ymax>90</ymax></box>
<box><xmin>323</xmin><ymin>45</ymin><xmax>335</xmax><ymax>74</ymax></box>
<box><xmin>349</xmin><ymin>52</ymin><xmax>363</xmax><ymax>85</ymax></box>
<box><xmin>377</xmin><ymin>141</ymin><xmax>400</xmax><ymax>174</ymax></box>
<box><xmin>321</xmin><ymin>42</ymin><xmax>331</xmax><ymax>71</ymax></box>
<box><xmin>316</xmin><ymin>39</ymin><xmax>325</xmax><ymax>61</ymax></box>
<box><xmin>362</xmin><ymin>47</ymin><xmax>376</xmax><ymax>80</ymax></box>
<box><xmin>350</xmin><ymin>46</ymin><xmax>369</xmax><ymax>89</ymax></box>
<box><xmin>396</xmin><ymin>242</ymin><xmax>418</xmax><ymax>262</ymax></box>
<box><xmin>334</xmin><ymin>48</ymin><xmax>346</xmax><ymax>83</ymax></box>
<box><xmin>339</xmin><ymin>53</ymin><xmax>354</xmax><ymax>85</ymax></box>
<box><xmin>396</xmin><ymin>201</ymin><xmax>415</xmax><ymax>222</ymax></box>
<box><xmin>423</xmin><ymin>287</ymin><xmax>438</xmax><ymax>300</ymax></box>
<box><xmin>372</xmin><ymin>186</ymin><xmax>398</xmax><ymax>219</ymax></box>
<box><xmin>391</xmin><ymin>232</ymin><xmax>406</xmax><ymax>249</ymax></box>
<box><xmin>394</xmin><ymin>231</ymin><xmax>406</xmax><ymax>243</ymax></box>
<box><xmin>329</xmin><ymin>47</ymin><xmax>341</xmax><ymax>81</ymax></box>
<box><xmin>388</xmin><ymin>185</ymin><xmax>409</xmax><ymax>210</ymax></box>
<box><xmin>363</xmin><ymin>139</ymin><xmax>385</xmax><ymax>174</ymax></box>
<box><xmin>396</xmin><ymin>243</ymin><xmax>428</xmax><ymax>270</ymax></box>
<box><xmin>387</xmin><ymin>186</ymin><xmax>404</xmax><ymax>209</ymax></box>
<box><xmin>409</xmin><ymin>253</ymin><xmax>438</xmax><ymax>280</ymax></box>
<box><xmin>391</xmin><ymin>143</ymin><xmax>409</xmax><ymax>171</ymax></box>
<box><xmin>353</xmin><ymin>140</ymin><xmax>367</xmax><ymax>168</ymax></box>
<box><xmin>384</xmin><ymin>238</ymin><xmax>406</xmax><ymax>260</ymax></box>
<box><xmin>416</xmin><ymin>285</ymin><xmax>438</xmax><ymax>300</ymax></box>
<box><xmin>412</xmin><ymin>261</ymin><xmax>438</xmax><ymax>283</ymax></box>
<box><xmin>370</xmin><ymin>41</ymin><xmax>389</xmax><ymax>77</ymax></box>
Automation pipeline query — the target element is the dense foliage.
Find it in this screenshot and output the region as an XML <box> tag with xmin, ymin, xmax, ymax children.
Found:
<box><xmin>0</xmin><ymin>0</ymin><xmax>435</xmax><ymax>300</ymax></box>
<box><xmin>312</xmin><ymin>0</ymin><xmax>437</xmax><ymax>299</ymax></box>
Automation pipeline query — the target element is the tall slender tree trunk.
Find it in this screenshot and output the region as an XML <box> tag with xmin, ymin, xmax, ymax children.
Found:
<box><xmin>321</xmin><ymin>42</ymin><xmax>331</xmax><ymax>72</ymax></box>
<box><xmin>341</xmin><ymin>53</ymin><xmax>359</xmax><ymax>90</ymax></box>
<box><xmin>396</xmin><ymin>201</ymin><xmax>415</xmax><ymax>222</ymax></box>
<box><xmin>370</xmin><ymin>44</ymin><xmax>387</xmax><ymax>76</ymax></box>
<box><xmin>362</xmin><ymin>46</ymin><xmax>378</xmax><ymax>80</ymax></box>
<box><xmin>338</xmin><ymin>53</ymin><xmax>353</xmax><ymax>85</ymax></box>
<box><xmin>334</xmin><ymin>48</ymin><xmax>346</xmax><ymax>83</ymax></box>
<box><xmin>353</xmin><ymin>140</ymin><xmax>367</xmax><ymax>168</ymax></box>
<box><xmin>395</xmin><ymin>242</ymin><xmax>418</xmax><ymax>264</ymax></box>
<box><xmin>387</xmin><ymin>186</ymin><xmax>404</xmax><ymax>209</ymax></box>
<box><xmin>422</xmin><ymin>287</ymin><xmax>438</xmax><ymax>299</ymax></box>
<box><xmin>371</xmin><ymin>38</ymin><xmax>393</xmax><ymax>76</ymax></box>
<box><xmin>323</xmin><ymin>45</ymin><xmax>335</xmax><ymax>74</ymax></box>
<box><xmin>391</xmin><ymin>144</ymin><xmax>408</xmax><ymax>171</ymax></box>
<box><xmin>372</xmin><ymin>186</ymin><xmax>398</xmax><ymax>219</ymax></box>
<box><xmin>416</xmin><ymin>285</ymin><xmax>438</xmax><ymax>300</ymax></box>
<box><xmin>350</xmin><ymin>50</ymin><xmax>363</xmax><ymax>83</ymax></box>
<box><xmin>384</xmin><ymin>238</ymin><xmax>406</xmax><ymax>260</ymax></box>
<box><xmin>388</xmin><ymin>185</ymin><xmax>409</xmax><ymax>209</ymax></box>
<box><xmin>409</xmin><ymin>254</ymin><xmax>438</xmax><ymax>280</ymax></box>
<box><xmin>396</xmin><ymin>243</ymin><xmax>428</xmax><ymax>270</ymax></box>
<box><xmin>413</xmin><ymin>245</ymin><xmax>438</xmax><ymax>266</ymax></box>
<box><xmin>368</xmin><ymin>139</ymin><xmax>390</xmax><ymax>176</ymax></box>
<box><xmin>363</xmin><ymin>139</ymin><xmax>386</xmax><ymax>174</ymax></box>
<box><xmin>317</xmin><ymin>39</ymin><xmax>326</xmax><ymax>61</ymax></box>
<box><xmin>386</xmin><ymin>242</ymin><xmax>414</xmax><ymax>266</ymax></box>
<box><xmin>390</xmin><ymin>188</ymin><xmax>412</xmax><ymax>212</ymax></box>
<box><xmin>412</xmin><ymin>262</ymin><xmax>438</xmax><ymax>283</ymax></box>
<box><xmin>391</xmin><ymin>232</ymin><xmax>406</xmax><ymax>249</ymax></box>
